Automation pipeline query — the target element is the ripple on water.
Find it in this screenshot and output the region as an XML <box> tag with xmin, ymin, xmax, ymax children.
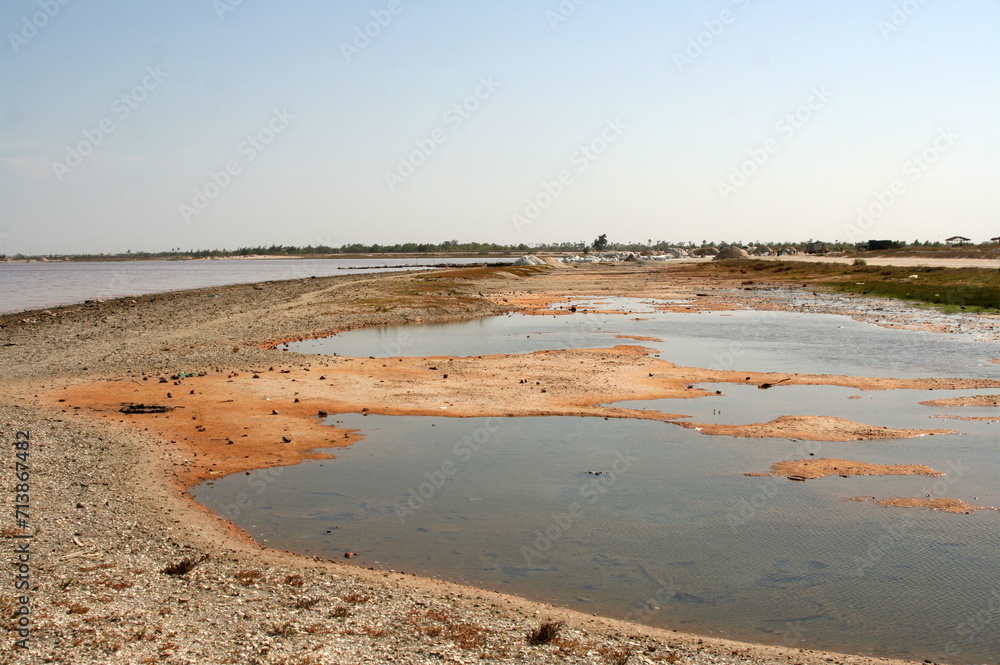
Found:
<box><xmin>194</xmin><ymin>412</ymin><xmax>1000</xmax><ymax>662</ymax></box>
<box><xmin>207</xmin><ymin>299</ymin><xmax>999</xmax><ymax>661</ymax></box>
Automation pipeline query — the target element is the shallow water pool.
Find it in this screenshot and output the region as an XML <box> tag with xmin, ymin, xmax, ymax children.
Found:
<box><xmin>195</xmin><ymin>411</ymin><xmax>999</xmax><ymax>662</ymax></box>
<box><xmin>280</xmin><ymin>305</ymin><xmax>1000</xmax><ymax>379</ymax></box>
<box><xmin>204</xmin><ymin>300</ymin><xmax>1000</xmax><ymax>662</ymax></box>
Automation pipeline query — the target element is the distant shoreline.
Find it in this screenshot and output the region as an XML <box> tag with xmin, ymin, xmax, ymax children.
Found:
<box><xmin>0</xmin><ymin>252</ymin><xmax>524</xmax><ymax>263</ymax></box>
<box><xmin>3</xmin><ymin>244</ymin><xmax>996</xmax><ymax>264</ymax></box>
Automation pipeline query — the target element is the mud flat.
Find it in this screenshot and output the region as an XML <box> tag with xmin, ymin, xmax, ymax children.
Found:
<box><xmin>920</xmin><ymin>394</ymin><xmax>1000</xmax><ymax>407</ymax></box>
<box><xmin>751</xmin><ymin>458</ymin><xmax>945</xmax><ymax>480</ymax></box>
<box><xmin>848</xmin><ymin>497</ymin><xmax>999</xmax><ymax>514</ymax></box>
<box><xmin>2</xmin><ymin>264</ymin><xmax>997</xmax><ymax>664</ymax></box>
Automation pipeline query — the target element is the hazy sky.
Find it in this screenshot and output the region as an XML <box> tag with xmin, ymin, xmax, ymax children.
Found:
<box><xmin>1</xmin><ymin>1</ymin><xmax>997</xmax><ymax>255</ymax></box>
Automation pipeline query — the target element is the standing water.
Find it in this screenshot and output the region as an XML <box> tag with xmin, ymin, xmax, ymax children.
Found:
<box><xmin>197</xmin><ymin>301</ymin><xmax>1000</xmax><ymax>663</ymax></box>
<box><xmin>0</xmin><ymin>257</ymin><xmax>512</xmax><ymax>314</ymax></box>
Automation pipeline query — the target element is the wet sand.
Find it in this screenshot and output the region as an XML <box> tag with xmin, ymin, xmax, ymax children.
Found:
<box><xmin>3</xmin><ymin>262</ymin><xmax>998</xmax><ymax>664</ymax></box>
<box><xmin>920</xmin><ymin>394</ymin><xmax>1000</xmax><ymax>407</ymax></box>
<box><xmin>46</xmin><ymin>351</ymin><xmax>980</xmax><ymax>489</ymax></box>
<box><xmin>752</xmin><ymin>458</ymin><xmax>945</xmax><ymax>480</ymax></box>
<box><xmin>849</xmin><ymin>497</ymin><xmax>999</xmax><ymax>514</ymax></box>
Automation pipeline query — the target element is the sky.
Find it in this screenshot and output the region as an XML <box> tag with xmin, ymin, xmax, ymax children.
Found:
<box><xmin>0</xmin><ymin>0</ymin><xmax>997</xmax><ymax>255</ymax></box>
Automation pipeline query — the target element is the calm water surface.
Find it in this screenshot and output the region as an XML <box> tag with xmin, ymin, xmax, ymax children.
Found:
<box><xmin>198</xmin><ymin>299</ymin><xmax>1000</xmax><ymax>663</ymax></box>
<box><xmin>0</xmin><ymin>257</ymin><xmax>510</xmax><ymax>313</ymax></box>
<box><xmin>282</xmin><ymin>303</ymin><xmax>1000</xmax><ymax>379</ymax></box>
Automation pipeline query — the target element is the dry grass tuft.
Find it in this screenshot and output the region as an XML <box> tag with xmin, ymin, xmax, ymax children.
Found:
<box><xmin>340</xmin><ymin>590</ymin><xmax>369</xmax><ymax>604</ymax></box>
<box><xmin>598</xmin><ymin>645</ymin><xmax>632</xmax><ymax>664</ymax></box>
<box><xmin>161</xmin><ymin>554</ymin><xmax>208</xmax><ymax>576</ymax></box>
<box><xmin>79</xmin><ymin>563</ymin><xmax>115</xmax><ymax>572</ymax></box>
<box><xmin>527</xmin><ymin>620</ymin><xmax>563</xmax><ymax>646</ymax></box>
<box><xmin>408</xmin><ymin>608</ymin><xmax>489</xmax><ymax>649</ymax></box>
<box><xmin>235</xmin><ymin>569</ymin><xmax>264</xmax><ymax>585</ymax></box>
<box><xmin>292</xmin><ymin>597</ymin><xmax>321</xmax><ymax>610</ymax></box>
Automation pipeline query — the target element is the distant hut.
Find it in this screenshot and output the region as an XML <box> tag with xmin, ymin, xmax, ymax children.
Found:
<box><xmin>946</xmin><ymin>236</ymin><xmax>971</xmax><ymax>246</ymax></box>
<box><xmin>778</xmin><ymin>246</ymin><xmax>797</xmax><ymax>256</ymax></box>
<box><xmin>751</xmin><ymin>245</ymin><xmax>773</xmax><ymax>256</ymax></box>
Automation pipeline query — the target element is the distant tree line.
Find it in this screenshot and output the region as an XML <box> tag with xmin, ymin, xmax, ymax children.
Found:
<box><xmin>1</xmin><ymin>237</ymin><xmax>993</xmax><ymax>262</ymax></box>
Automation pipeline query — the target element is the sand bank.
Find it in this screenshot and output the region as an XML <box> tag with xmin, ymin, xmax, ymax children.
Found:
<box><xmin>849</xmin><ymin>497</ymin><xmax>999</xmax><ymax>514</ymax></box>
<box><xmin>45</xmin><ymin>347</ymin><xmax>984</xmax><ymax>489</ymax></box>
<box><xmin>751</xmin><ymin>458</ymin><xmax>944</xmax><ymax>480</ymax></box>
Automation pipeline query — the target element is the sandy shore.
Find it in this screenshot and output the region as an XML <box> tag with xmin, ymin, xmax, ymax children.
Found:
<box><xmin>751</xmin><ymin>458</ymin><xmax>945</xmax><ymax>481</ymax></box>
<box><xmin>2</xmin><ymin>263</ymin><xmax>997</xmax><ymax>664</ymax></box>
<box><xmin>848</xmin><ymin>496</ymin><xmax>999</xmax><ymax>514</ymax></box>
<box><xmin>920</xmin><ymin>394</ymin><xmax>1000</xmax><ymax>407</ymax></box>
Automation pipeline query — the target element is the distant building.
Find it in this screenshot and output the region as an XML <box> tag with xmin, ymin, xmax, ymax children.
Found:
<box><xmin>804</xmin><ymin>241</ymin><xmax>827</xmax><ymax>254</ymax></box>
<box><xmin>945</xmin><ymin>236</ymin><xmax>971</xmax><ymax>246</ymax></box>
<box><xmin>864</xmin><ymin>240</ymin><xmax>899</xmax><ymax>251</ymax></box>
<box><xmin>991</xmin><ymin>236</ymin><xmax>1000</xmax><ymax>244</ymax></box>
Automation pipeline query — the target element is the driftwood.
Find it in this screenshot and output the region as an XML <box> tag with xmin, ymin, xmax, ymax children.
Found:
<box><xmin>120</xmin><ymin>403</ymin><xmax>174</xmax><ymax>414</ymax></box>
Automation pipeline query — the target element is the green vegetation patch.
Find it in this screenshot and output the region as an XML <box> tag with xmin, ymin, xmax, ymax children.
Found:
<box><xmin>689</xmin><ymin>260</ymin><xmax>1000</xmax><ymax>312</ymax></box>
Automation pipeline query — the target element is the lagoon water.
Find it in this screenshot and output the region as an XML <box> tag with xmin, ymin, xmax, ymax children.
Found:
<box><xmin>0</xmin><ymin>257</ymin><xmax>510</xmax><ymax>314</ymax></box>
<box><xmin>282</xmin><ymin>302</ymin><xmax>1000</xmax><ymax>379</ymax></box>
<box><xmin>198</xmin><ymin>300</ymin><xmax>1000</xmax><ymax>662</ymax></box>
